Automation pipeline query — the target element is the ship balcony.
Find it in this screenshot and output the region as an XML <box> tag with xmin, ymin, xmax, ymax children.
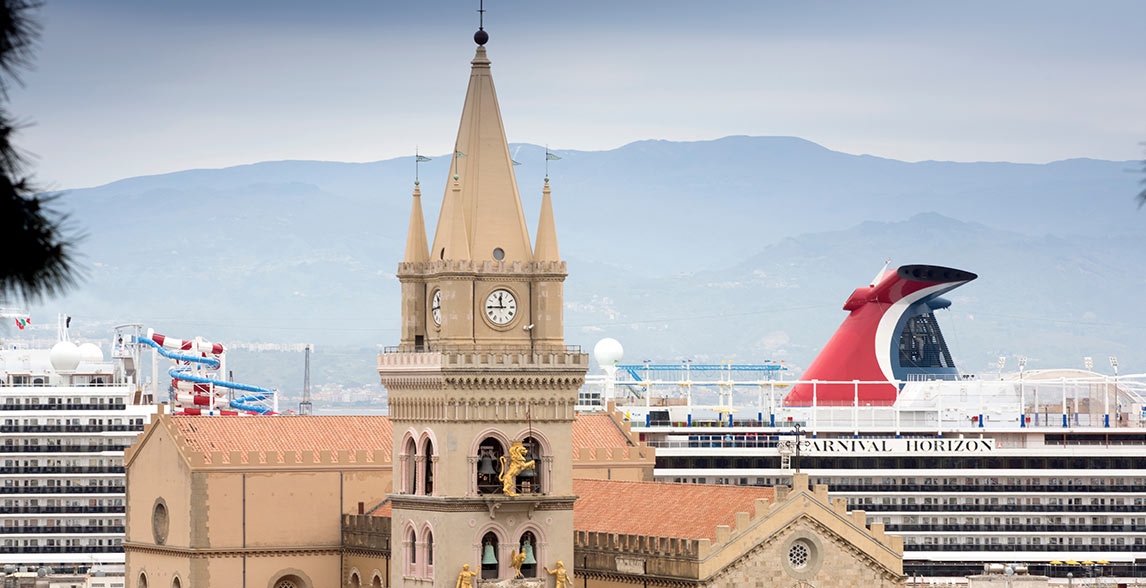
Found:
<box><xmin>0</xmin><ymin>486</ymin><xmax>124</xmax><ymax>494</ymax></box>
<box><xmin>0</xmin><ymin>466</ymin><xmax>125</xmax><ymax>475</ymax></box>
<box><xmin>0</xmin><ymin>424</ymin><xmax>143</xmax><ymax>433</ymax></box>
<box><xmin>853</xmin><ymin>503</ymin><xmax>1146</xmax><ymax>513</ymax></box>
<box><xmin>886</xmin><ymin>523</ymin><xmax>1146</xmax><ymax>533</ymax></box>
<box><xmin>0</xmin><ymin>505</ymin><xmax>124</xmax><ymax>514</ymax></box>
<box><xmin>0</xmin><ymin>403</ymin><xmax>128</xmax><ymax>411</ymax></box>
<box><xmin>8</xmin><ymin>545</ymin><xmax>123</xmax><ymax>554</ymax></box>
<box><xmin>0</xmin><ymin>444</ymin><xmax>130</xmax><ymax>453</ymax></box>
<box><xmin>0</xmin><ymin>525</ymin><xmax>124</xmax><ymax>534</ymax></box>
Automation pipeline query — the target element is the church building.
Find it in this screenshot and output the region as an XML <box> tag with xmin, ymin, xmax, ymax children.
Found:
<box><xmin>122</xmin><ymin>23</ymin><xmax>905</xmax><ymax>588</ymax></box>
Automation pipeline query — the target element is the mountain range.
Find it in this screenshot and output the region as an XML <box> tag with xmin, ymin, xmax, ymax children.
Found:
<box><xmin>13</xmin><ymin>136</ymin><xmax>1145</xmax><ymax>394</ymax></box>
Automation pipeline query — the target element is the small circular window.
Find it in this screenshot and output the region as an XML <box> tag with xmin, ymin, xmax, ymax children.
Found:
<box><xmin>152</xmin><ymin>499</ymin><xmax>169</xmax><ymax>545</ymax></box>
<box><xmin>492</xmin><ymin>247</ymin><xmax>505</xmax><ymax>260</ymax></box>
<box><xmin>788</xmin><ymin>541</ymin><xmax>810</xmax><ymax>568</ymax></box>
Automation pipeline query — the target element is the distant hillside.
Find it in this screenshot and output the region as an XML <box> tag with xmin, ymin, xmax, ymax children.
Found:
<box><xmin>16</xmin><ymin>136</ymin><xmax>1143</xmax><ymax>393</ymax></box>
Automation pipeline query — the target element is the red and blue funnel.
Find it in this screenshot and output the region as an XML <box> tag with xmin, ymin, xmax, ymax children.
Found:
<box><xmin>785</xmin><ymin>264</ymin><xmax>976</xmax><ymax>406</ymax></box>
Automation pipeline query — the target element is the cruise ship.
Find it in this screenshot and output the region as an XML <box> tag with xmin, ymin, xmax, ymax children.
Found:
<box><xmin>0</xmin><ymin>319</ymin><xmax>155</xmax><ymax>573</ymax></box>
<box><xmin>0</xmin><ymin>317</ymin><xmax>278</xmax><ymax>573</ymax></box>
<box><xmin>579</xmin><ymin>264</ymin><xmax>1146</xmax><ymax>580</ymax></box>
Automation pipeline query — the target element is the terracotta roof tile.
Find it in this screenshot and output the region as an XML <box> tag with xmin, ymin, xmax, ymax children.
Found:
<box><xmin>573</xmin><ymin>479</ymin><xmax>773</xmax><ymax>540</ymax></box>
<box><xmin>172</xmin><ymin>415</ymin><xmax>392</xmax><ymax>464</ymax></box>
<box><xmin>171</xmin><ymin>413</ymin><xmax>635</xmax><ymax>465</ymax></box>
<box><xmin>571</xmin><ymin>414</ymin><xmax>634</xmax><ymax>449</ymax></box>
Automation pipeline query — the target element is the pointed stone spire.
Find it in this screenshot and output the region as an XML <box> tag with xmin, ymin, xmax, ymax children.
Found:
<box><xmin>430</xmin><ymin>176</ymin><xmax>472</xmax><ymax>261</ymax></box>
<box><xmin>402</xmin><ymin>182</ymin><xmax>429</xmax><ymax>263</ymax></box>
<box><xmin>431</xmin><ymin>45</ymin><xmax>533</xmax><ymax>263</ymax></box>
<box><xmin>533</xmin><ymin>179</ymin><xmax>561</xmax><ymax>262</ymax></box>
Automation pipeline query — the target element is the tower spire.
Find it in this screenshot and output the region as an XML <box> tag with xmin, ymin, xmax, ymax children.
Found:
<box><xmin>402</xmin><ymin>182</ymin><xmax>429</xmax><ymax>263</ymax></box>
<box><xmin>533</xmin><ymin>178</ymin><xmax>561</xmax><ymax>262</ymax></box>
<box><xmin>429</xmin><ymin>42</ymin><xmax>532</xmax><ymax>264</ymax></box>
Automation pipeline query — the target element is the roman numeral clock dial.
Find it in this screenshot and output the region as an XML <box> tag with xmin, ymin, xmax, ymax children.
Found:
<box><xmin>484</xmin><ymin>288</ymin><xmax>517</xmax><ymax>325</ymax></box>
<box><xmin>431</xmin><ymin>289</ymin><xmax>442</xmax><ymax>326</ymax></box>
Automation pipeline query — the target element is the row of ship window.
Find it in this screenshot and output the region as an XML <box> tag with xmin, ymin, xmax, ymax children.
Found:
<box><xmin>657</xmin><ymin>455</ymin><xmax>1146</xmax><ymax>470</ymax></box>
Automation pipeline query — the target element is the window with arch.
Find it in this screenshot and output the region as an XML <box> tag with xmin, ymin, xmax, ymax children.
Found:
<box><xmin>371</xmin><ymin>573</ymin><xmax>383</xmax><ymax>588</ymax></box>
<box><xmin>480</xmin><ymin>531</ymin><xmax>500</xmax><ymax>579</ymax></box>
<box><xmin>404</xmin><ymin>526</ymin><xmax>418</xmax><ymax>576</ymax></box>
<box><xmin>171</xmin><ymin>577</ymin><xmax>182</xmax><ymax>588</ymax></box>
<box><xmin>138</xmin><ymin>572</ymin><xmax>148</xmax><ymax>588</ymax></box>
<box><xmin>476</xmin><ymin>437</ymin><xmax>505</xmax><ymax>495</ymax></box>
<box><xmin>273</xmin><ymin>577</ymin><xmax>303</xmax><ymax>588</ymax></box>
<box><xmin>424</xmin><ymin>527</ymin><xmax>435</xmax><ymax>578</ymax></box>
<box><xmin>422</xmin><ymin>437</ymin><xmax>435</xmax><ymax>495</ymax></box>
<box><xmin>518</xmin><ymin>530</ymin><xmax>538</xmax><ymax>577</ymax></box>
<box><xmin>403</xmin><ymin>437</ymin><xmax>418</xmax><ymax>494</ymax></box>
<box><xmin>349</xmin><ymin>571</ymin><xmax>361</xmax><ymax>588</ymax></box>
<box><xmin>516</xmin><ymin>436</ymin><xmax>544</xmax><ymax>495</ymax></box>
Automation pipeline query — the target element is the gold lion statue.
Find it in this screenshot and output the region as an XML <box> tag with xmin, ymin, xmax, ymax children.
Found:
<box><xmin>510</xmin><ymin>547</ymin><xmax>526</xmax><ymax>578</ymax></box>
<box><xmin>498</xmin><ymin>440</ymin><xmax>536</xmax><ymax>496</ymax></box>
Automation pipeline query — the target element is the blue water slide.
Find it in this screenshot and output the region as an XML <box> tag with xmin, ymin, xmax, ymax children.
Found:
<box><xmin>138</xmin><ymin>336</ymin><xmax>276</xmax><ymax>414</ymax></box>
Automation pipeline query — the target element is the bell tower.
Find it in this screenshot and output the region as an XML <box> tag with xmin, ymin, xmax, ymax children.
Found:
<box><xmin>382</xmin><ymin>23</ymin><xmax>586</xmax><ymax>588</ymax></box>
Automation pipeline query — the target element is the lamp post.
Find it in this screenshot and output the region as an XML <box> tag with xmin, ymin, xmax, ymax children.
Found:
<box><xmin>779</xmin><ymin>423</ymin><xmax>803</xmax><ymax>473</ymax></box>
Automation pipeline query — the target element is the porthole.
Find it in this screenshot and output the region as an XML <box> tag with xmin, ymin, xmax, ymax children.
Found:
<box><xmin>492</xmin><ymin>247</ymin><xmax>505</xmax><ymax>260</ymax></box>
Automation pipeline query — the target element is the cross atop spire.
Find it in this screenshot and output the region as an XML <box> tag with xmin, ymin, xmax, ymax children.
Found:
<box><xmin>474</xmin><ymin>0</ymin><xmax>489</xmax><ymax>45</ymax></box>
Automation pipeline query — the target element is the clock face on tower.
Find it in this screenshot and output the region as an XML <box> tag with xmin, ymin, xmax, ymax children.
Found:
<box><xmin>484</xmin><ymin>289</ymin><xmax>518</xmax><ymax>325</ymax></box>
<box><xmin>430</xmin><ymin>289</ymin><xmax>442</xmax><ymax>326</ymax></box>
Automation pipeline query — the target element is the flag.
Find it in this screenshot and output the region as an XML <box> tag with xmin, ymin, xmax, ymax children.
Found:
<box><xmin>14</xmin><ymin>318</ymin><xmax>29</xmax><ymax>330</ymax></box>
<box><xmin>66</xmin><ymin>315</ymin><xmax>72</xmax><ymax>328</ymax></box>
<box><xmin>511</xmin><ymin>159</ymin><xmax>522</xmax><ymax>166</ymax></box>
<box><xmin>455</xmin><ymin>150</ymin><xmax>467</xmax><ymax>158</ymax></box>
<box><xmin>416</xmin><ymin>155</ymin><xmax>432</xmax><ymax>163</ymax></box>
<box><xmin>546</xmin><ymin>152</ymin><xmax>562</xmax><ymax>161</ymax></box>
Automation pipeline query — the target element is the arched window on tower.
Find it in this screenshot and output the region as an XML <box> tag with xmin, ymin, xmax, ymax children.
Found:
<box><xmin>518</xmin><ymin>531</ymin><xmax>538</xmax><ymax>577</ymax></box>
<box><xmin>476</xmin><ymin>437</ymin><xmax>505</xmax><ymax>495</ymax></box>
<box><xmin>480</xmin><ymin>531</ymin><xmax>500</xmax><ymax>580</ymax></box>
<box><xmin>424</xmin><ymin>528</ymin><xmax>435</xmax><ymax>578</ymax></box>
<box><xmin>517</xmin><ymin>436</ymin><xmax>544</xmax><ymax>495</ymax></box>
<box><xmin>422</xmin><ymin>437</ymin><xmax>435</xmax><ymax>495</ymax></box>
<box><xmin>404</xmin><ymin>526</ymin><xmax>418</xmax><ymax>577</ymax></box>
<box><xmin>404</xmin><ymin>437</ymin><xmax>418</xmax><ymax>494</ymax></box>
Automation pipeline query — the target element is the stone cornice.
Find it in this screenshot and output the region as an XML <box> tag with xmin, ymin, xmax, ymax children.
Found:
<box><xmin>123</xmin><ymin>541</ymin><xmax>341</xmax><ymax>559</ymax></box>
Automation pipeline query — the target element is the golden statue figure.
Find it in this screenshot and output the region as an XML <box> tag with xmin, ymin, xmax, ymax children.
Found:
<box><xmin>498</xmin><ymin>440</ymin><xmax>536</xmax><ymax>497</ymax></box>
<box><xmin>456</xmin><ymin>564</ymin><xmax>479</xmax><ymax>588</ymax></box>
<box><xmin>510</xmin><ymin>547</ymin><xmax>527</xmax><ymax>578</ymax></box>
<box><xmin>545</xmin><ymin>561</ymin><xmax>571</xmax><ymax>588</ymax></box>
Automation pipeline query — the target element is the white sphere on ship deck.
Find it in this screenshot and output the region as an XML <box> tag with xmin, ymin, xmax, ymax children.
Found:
<box><xmin>78</xmin><ymin>343</ymin><xmax>103</xmax><ymax>364</ymax></box>
<box><xmin>49</xmin><ymin>341</ymin><xmax>81</xmax><ymax>372</ymax></box>
<box><xmin>593</xmin><ymin>338</ymin><xmax>624</xmax><ymax>367</ymax></box>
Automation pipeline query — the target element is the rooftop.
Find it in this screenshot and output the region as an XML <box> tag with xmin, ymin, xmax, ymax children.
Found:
<box><xmin>170</xmin><ymin>412</ymin><xmax>640</xmax><ymax>464</ymax></box>
<box><xmin>572</xmin><ymin>479</ymin><xmax>773</xmax><ymax>541</ymax></box>
<box><xmin>173</xmin><ymin>415</ymin><xmax>394</xmax><ymax>464</ymax></box>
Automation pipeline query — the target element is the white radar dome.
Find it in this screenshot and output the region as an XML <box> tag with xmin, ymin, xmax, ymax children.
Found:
<box><xmin>593</xmin><ymin>338</ymin><xmax>624</xmax><ymax>367</ymax></box>
<box><xmin>78</xmin><ymin>343</ymin><xmax>103</xmax><ymax>364</ymax></box>
<box><xmin>49</xmin><ymin>341</ymin><xmax>81</xmax><ymax>372</ymax></box>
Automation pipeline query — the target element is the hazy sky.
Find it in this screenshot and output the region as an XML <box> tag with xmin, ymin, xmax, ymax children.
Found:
<box><xmin>11</xmin><ymin>0</ymin><xmax>1146</xmax><ymax>189</ymax></box>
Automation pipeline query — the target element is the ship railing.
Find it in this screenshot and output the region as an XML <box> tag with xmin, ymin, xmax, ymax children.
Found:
<box><xmin>589</xmin><ymin>374</ymin><xmax>1146</xmax><ymax>432</ymax></box>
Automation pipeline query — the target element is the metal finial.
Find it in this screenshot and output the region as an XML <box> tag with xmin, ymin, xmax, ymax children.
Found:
<box><xmin>474</xmin><ymin>0</ymin><xmax>489</xmax><ymax>45</ymax></box>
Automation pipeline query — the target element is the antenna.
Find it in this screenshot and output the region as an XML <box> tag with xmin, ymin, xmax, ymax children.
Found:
<box><xmin>299</xmin><ymin>345</ymin><xmax>313</xmax><ymax>415</ymax></box>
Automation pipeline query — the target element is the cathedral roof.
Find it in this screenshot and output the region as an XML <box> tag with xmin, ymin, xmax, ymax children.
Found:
<box><xmin>571</xmin><ymin>413</ymin><xmax>635</xmax><ymax>449</ymax></box>
<box><xmin>573</xmin><ymin>479</ymin><xmax>774</xmax><ymax>540</ymax></box>
<box><xmin>165</xmin><ymin>413</ymin><xmax>635</xmax><ymax>465</ymax></box>
<box><xmin>171</xmin><ymin>415</ymin><xmax>394</xmax><ymax>464</ymax></box>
